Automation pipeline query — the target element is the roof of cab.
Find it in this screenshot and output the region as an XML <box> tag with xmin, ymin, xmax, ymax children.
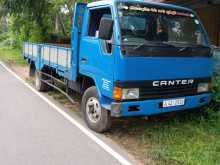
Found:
<box><xmin>87</xmin><ymin>0</ymin><xmax>193</xmax><ymax>13</ymax></box>
<box><xmin>87</xmin><ymin>0</ymin><xmax>113</xmax><ymax>8</ymax></box>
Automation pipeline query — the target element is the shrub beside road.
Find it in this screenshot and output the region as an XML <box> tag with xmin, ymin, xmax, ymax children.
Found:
<box><xmin>0</xmin><ymin>46</ymin><xmax>26</xmax><ymax>65</ymax></box>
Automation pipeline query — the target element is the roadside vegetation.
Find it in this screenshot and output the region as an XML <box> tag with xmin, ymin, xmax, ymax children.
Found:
<box><xmin>0</xmin><ymin>46</ymin><xmax>26</xmax><ymax>65</ymax></box>
<box><xmin>107</xmin><ymin>104</ymin><xmax>220</xmax><ymax>165</ymax></box>
<box><xmin>0</xmin><ymin>0</ymin><xmax>220</xmax><ymax>165</ymax></box>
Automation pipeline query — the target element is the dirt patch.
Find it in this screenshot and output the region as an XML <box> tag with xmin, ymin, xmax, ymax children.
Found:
<box><xmin>7</xmin><ymin>62</ymin><xmax>29</xmax><ymax>80</ymax></box>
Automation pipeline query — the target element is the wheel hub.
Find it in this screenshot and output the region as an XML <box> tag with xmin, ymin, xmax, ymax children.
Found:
<box><xmin>86</xmin><ymin>97</ymin><xmax>102</xmax><ymax>123</ymax></box>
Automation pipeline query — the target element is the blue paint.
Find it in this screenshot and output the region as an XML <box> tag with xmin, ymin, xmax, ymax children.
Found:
<box><xmin>114</xmin><ymin>45</ymin><xmax>213</xmax><ymax>81</ymax></box>
<box><xmin>118</xmin><ymin>93</ymin><xmax>211</xmax><ymax>117</ymax></box>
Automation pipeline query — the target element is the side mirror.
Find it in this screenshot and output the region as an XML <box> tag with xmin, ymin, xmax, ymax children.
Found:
<box><xmin>98</xmin><ymin>17</ymin><xmax>113</xmax><ymax>40</ymax></box>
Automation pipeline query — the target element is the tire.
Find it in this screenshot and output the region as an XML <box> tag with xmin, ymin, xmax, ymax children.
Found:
<box><xmin>35</xmin><ymin>71</ymin><xmax>50</xmax><ymax>92</ymax></box>
<box><xmin>29</xmin><ymin>62</ymin><xmax>36</xmax><ymax>77</ymax></box>
<box><xmin>81</xmin><ymin>86</ymin><xmax>112</xmax><ymax>133</ymax></box>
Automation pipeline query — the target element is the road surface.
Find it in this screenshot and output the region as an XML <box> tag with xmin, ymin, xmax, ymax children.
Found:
<box><xmin>0</xmin><ymin>63</ymin><xmax>135</xmax><ymax>165</ymax></box>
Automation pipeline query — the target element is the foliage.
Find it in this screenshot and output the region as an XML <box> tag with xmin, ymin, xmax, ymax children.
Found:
<box><xmin>209</xmin><ymin>76</ymin><xmax>220</xmax><ymax>117</ymax></box>
<box><xmin>0</xmin><ymin>46</ymin><xmax>26</xmax><ymax>64</ymax></box>
<box><xmin>0</xmin><ymin>0</ymin><xmax>95</xmax><ymax>45</ymax></box>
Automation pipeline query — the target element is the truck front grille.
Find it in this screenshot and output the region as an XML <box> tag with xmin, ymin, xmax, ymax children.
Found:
<box><xmin>139</xmin><ymin>85</ymin><xmax>198</xmax><ymax>100</ymax></box>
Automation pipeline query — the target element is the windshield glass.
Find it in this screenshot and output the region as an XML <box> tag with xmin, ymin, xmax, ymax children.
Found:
<box><xmin>117</xmin><ymin>2</ymin><xmax>208</xmax><ymax>47</ymax></box>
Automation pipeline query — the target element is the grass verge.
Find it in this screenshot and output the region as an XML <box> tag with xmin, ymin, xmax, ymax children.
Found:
<box><xmin>106</xmin><ymin>107</ymin><xmax>220</xmax><ymax>165</ymax></box>
<box><xmin>0</xmin><ymin>46</ymin><xmax>26</xmax><ymax>65</ymax></box>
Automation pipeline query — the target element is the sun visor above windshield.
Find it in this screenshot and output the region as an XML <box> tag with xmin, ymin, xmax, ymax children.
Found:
<box><xmin>118</xmin><ymin>3</ymin><xmax>195</xmax><ymax>18</ymax></box>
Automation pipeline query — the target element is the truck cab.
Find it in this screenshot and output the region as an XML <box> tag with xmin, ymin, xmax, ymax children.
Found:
<box><xmin>76</xmin><ymin>0</ymin><xmax>212</xmax><ymax>132</ymax></box>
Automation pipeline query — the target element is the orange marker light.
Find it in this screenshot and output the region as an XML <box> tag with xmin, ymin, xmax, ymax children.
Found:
<box><xmin>113</xmin><ymin>87</ymin><xmax>123</xmax><ymax>101</ymax></box>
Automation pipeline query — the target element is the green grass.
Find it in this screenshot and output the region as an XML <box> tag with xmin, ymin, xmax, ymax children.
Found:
<box><xmin>0</xmin><ymin>46</ymin><xmax>26</xmax><ymax>65</ymax></box>
<box><xmin>148</xmin><ymin>112</ymin><xmax>220</xmax><ymax>165</ymax></box>
<box><xmin>107</xmin><ymin>107</ymin><xmax>220</xmax><ymax>165</ymax></box>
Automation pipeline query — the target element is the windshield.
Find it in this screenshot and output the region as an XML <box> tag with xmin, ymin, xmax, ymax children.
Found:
<box><xmin>117</xmin><ymin>2</ymin><xmax>208</xmax><ymax>47</ymax></box>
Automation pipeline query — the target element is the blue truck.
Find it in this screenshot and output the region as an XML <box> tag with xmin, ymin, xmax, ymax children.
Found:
<box><xmin>23</xmin><ymin>0</ymin><xmax>213</xmax><ymax>132</ymax></box>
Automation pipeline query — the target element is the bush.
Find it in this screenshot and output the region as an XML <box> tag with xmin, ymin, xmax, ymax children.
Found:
<box><xmin>0</xmin><ymin>32</ymin><xmax>8</xmax><ymax>42</ymax></box>
<box><xmin>0</xmin><ymin>38</ymin><xmax>21</xmax><ymax>48</ymax></box>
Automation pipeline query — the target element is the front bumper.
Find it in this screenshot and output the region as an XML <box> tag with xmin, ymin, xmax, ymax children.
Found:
<box><xmin>110</xmin><ymin>93</ymin><xmax>212</xmax><ymax>117</ymax></box>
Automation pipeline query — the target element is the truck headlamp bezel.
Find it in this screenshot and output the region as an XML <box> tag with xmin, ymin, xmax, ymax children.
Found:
<box><xmin>197</xmin><ymin>83</ymin><xmax>212</xmax><ymax>93</ymax></box>
<box><xmin>122</xmin><ymin>88</ymin><xmax>139</xmax><ymax>100</ymax></box>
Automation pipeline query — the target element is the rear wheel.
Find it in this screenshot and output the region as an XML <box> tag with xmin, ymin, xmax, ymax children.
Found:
<box><xmin>35</xmin><ymin>71</ymin><xmax>50</xmax><ymax>92</ymax></box>
<box><xmin>81</xmin><ymin>86</ymin><xmax>112</xmax><ymax>133</ymax></box>
<box><xmin>29</xmin><ymin>62</ymin><xmax>36</xmax><ymax>77</ymax></box>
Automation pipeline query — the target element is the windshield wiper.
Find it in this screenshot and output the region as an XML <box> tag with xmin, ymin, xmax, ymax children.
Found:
<box><xmin>167</xmin><ymin>41</ymin><xmax>209</xmax><ymax>48</ymax></box>
<box><xmin>133</xmin><ymin>41</ymin><xmax>176</xmax><ymax>50</ymax></box>
<box><xmin>164</xmin><ymin>41</ymin><xmax>210</xmax><ymax>53</ymax></box>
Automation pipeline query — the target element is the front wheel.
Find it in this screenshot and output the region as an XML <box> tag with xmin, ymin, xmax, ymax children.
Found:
<box><xmin>81</xmin><ymin>86</ymin><xmax>112</xmax><ymax>133</ymax></box>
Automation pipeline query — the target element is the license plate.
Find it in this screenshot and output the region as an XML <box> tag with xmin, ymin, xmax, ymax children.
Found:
<box><xmin>162</xmin><ymin>98</ymin><xmax>185</xmax><ymax>108</ymax></box>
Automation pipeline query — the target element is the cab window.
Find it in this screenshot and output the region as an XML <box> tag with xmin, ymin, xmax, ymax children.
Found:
<box><xmin>87</xmin><ymin>7</ymin><xmax>113</xmax><ymax>54</ymax></box>
<box><xmin>88</xmin><ymin>8</ymin><xmax>111</xmax><ymax>37</ymax></box>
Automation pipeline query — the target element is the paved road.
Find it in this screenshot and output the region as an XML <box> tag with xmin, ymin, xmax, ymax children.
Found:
<box><xmin>0</xmin><ymin>64</ymin><xmax>131</xmax><ymax>165</ymax></box>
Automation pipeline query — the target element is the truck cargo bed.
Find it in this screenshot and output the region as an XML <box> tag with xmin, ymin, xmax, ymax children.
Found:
<box><xmin>23</xmin><ymin>42</ymin><xmax>72</xmax><ymax>78</ymax></box>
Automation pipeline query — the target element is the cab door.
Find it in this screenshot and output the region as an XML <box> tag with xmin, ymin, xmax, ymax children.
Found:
<box><xmin>71</xmin><ymin>3</ymin><xmax>87</xmax><ymax>81</ymax></box>
<box><xmin>79</xmin><ymin>6</ymin><xmax>114</xmax><ymax>98</ymax></box>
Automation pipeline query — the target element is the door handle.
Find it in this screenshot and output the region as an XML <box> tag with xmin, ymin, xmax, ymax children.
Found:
<box><xmin>81</xmin><ymin>57</ymin><xmax>87</xmax><ymax>63</ymax></box>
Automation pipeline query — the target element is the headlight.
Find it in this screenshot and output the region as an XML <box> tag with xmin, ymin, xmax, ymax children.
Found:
<box><xmin>122</xmin><ymin>88</ymin><xmax>139</xmax><ymax>100</ymax></box>
<box><xmin>113</xmin><ymin>87</ymin><xmax>139</xmax><ymax>101</ymax></box>
<box><xmin>197</xmin><ymin>83</ymin><xmax>211</xmax><ymax>93</ymax></box>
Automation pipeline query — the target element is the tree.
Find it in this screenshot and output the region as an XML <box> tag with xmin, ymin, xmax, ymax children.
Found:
<box><xmin>0</xmin><ymin>0</ymin><xmax>96</xmax><ymax>43</ymax></box>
